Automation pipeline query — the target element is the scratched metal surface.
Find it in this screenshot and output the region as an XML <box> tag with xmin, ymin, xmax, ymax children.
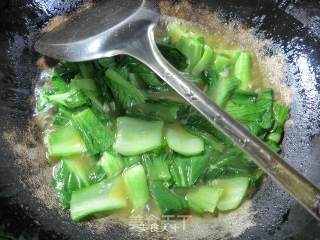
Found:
<box><xmin>0</xmin><ymin>0</ymin><xmax>320</xmax><ymax>239</ymax></box>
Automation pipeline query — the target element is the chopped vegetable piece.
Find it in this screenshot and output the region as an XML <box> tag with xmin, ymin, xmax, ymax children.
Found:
<box><xmin>267</xmin><ymin>102</ymin><xmax>289</xmax><ymax>144</ymax></box>
<box><xmin>98</xmin><ymin>152</ymin><xmax>124</xmax><ymax>179</ymax></box>
<box><xmin>51</xmin><ymin>77</ymin><xmax>69</xmax><ymax>93</ymax></box>
<box><xmin>187</xmin><ymin>127</ymin><xmax>225</xmax><ymax>152</ymax></box>
<box><xmin>214</xmin><ymin>49</ymin><xmax>241</xmax><ymax>63</ymax></box>
<box><xmin>267</xmin><ymin>132</ymin><xmax>281</xmax><ymax>143</ymax></box>
<box><xmin>212</xmin><ymin>54</ymin><xmax>232</xmax><ymax>73</ymax></box>
<box><xmin>122</xmin><ymin>155</ymin><xmax>141</xmax><ymax>168</ymax></box>
<box><xmin>48</xmin><ymin>89</ymin><xmax>89</xmax><ymax>109</ymax></box>
<box><xmin>206</xmin><ymin>71</ymin><xmax>241</xmax><ymax>107</ymax></box>
<box><xmin>166</xmin><ymin>123</ymin><xmax>204</xmax><ymax>156</ymax></box>
<box><xmin>128</xmin><ymin>73</ymin><xmax>146</xmax><ymax>89</ymax></box>
<box><xmin>94</xmin><ymin>71</ymin><xmax>114</xmax><ymax>102</ymax></box>
<box><xmin>63</xmin><ymin>155</ymin><xmax>95</xmax><ymax>185</ymax></box>
<box><xmin>70</xmin><ymin>78</ymin><xmax>98</xmax><ymax>92</ymax></box>
<box><xmin>157</xmin><ymin>43</ymin><xmax>188</xmax><ymax>70</ymax></box>
<box><xmin>142</xmin><ymin>153</ymin><xmax>171</xmax><ymax>181</ymax></box>
<box><xmin>70</xmin><ymin>176</ymin><xmax>128</xmax><ymax>221</ymax></box>
<box><xmin>97</xmin><ymin>58</ymin><xmax>116</xmax><ymax>69</ymax></box>
<box><xmin>167</xmin><ymin>22</ymin><xmax>188</xmax><ymax>45</ymax></box>
<box><xmin>126</xmin><ymin>102</ymin><xmax>179</xmax><ymax>123</ymax></box>
<box><xmin>231</xmin><ymin>89</ymin><xmax>257</xmax><ymax>105</ymax></box>
<box><xmin>105</xmin><ymin>68</ymin><xmax>146</xmax><ymax>108</ymax></box>
<box><xmin>234</xmin><ymin>52</ymin><xmax>251</xmax><ymax>90</ymax></box>
<box><xmin>37</xmin><ymin>88</ymin><xmax>52</xmax><ymax>112</ymax></box>
<box><xmin>206</xmin><ymin>149</ymin><xmax>257</xmax><ymax>180</ymax></box>
<box><xmin>52</xmin><ymin>106</ymin><xmax>73</xmax><ymax>126</ymax></box>
<box><xmin>72</xmin><ymin>108</ymin><xmax>114</xmax><ymax>155</ymax></box>
<box><xmin>52</xmin><ymin>154</ymin><xmax>96</xmax><ymax>209</ymax></box>
<box><xmin>123</xmin><ymin>164</ymin><xmax>149</xmax><ymax>212</ymax></box>
<box><xmin>225</xmin><ymin>100</ymin><xmax>260</xmax><ymax>123</ymax></box>
<box><xmin>170</xmin><ymin>152</ymin><xmax>209</xmax><ymax>187</ymax></box>
<box><xmin>70</xmin><ymin>77</ymin><xmax>105</xmax><ymax>113</ymax></box>
<box><xmin>130</xmin><ymin>62</ymin><xmax>164</xmax><ymax>89</ymax></box>
<box><xmin>51</xmin><ymin>64</ymin><xmax>77</xmax><ymax>83</ymax></box>
<box><xmin>256</xmin><ymin>88</ymin><xmax>273</xmax><ymax>129</ymax></box>
<box><xmin>192</xmin><ymin>45</ymin><xmax>214</xmax><ymax>76</ymax></box>
<box><xmin>168</xmin><ymin>22</ymin><xmax>205</xmax><ymax>73</ymax></box>
<box><xmin>146</xmin><ymin>90</ymin><xmax>185</xmax><ymax>103</ymax></box>
<box><xmin>113</xmin><ymin>117</ymin><xmax>164</xmax><ymax>156</ymax></box>
<box><xmin>48</xmin><ymin>125</ymin><xmax>87</xmax><ymax>158</ymax></box>
<box><xmin>186</xmin><ymin>185</ymin><xmax>223</xmax><ymax>214</ymax></box>
<box><xmin>178</xmin><ymin>34</ymin><xmax>203</xmax><ymax>72</ymax></box>
<box><xmin>273</xmin><ymin>102</ymin><xmax>289</xmax><ymax>125</ymax></box>
<box><xmin>266</xmin><ymin>140</ymin><xmax>281</xmax><ymax>153</ymax></box>
<box><xmin>79</xmin><ymin>62</ymin><xmax>95</xmax><ymax>78</ymax></box>
<box><xmin>210</xmin><ymin>177</ymin><xmax>250</xmax><ymax>211</ymax></box>
<box><xmin>150</xmin><ymin>181</ymin><xmax>188</xmax><ymax>214</ymax></box>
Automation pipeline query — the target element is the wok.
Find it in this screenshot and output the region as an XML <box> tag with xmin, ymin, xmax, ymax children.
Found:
<box><xmin>1</xmin><ymin>0</ymin><xmax>320</xmax><ymax>239</ymax></box>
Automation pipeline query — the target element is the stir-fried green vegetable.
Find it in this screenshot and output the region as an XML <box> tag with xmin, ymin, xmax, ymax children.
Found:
<box><xmin>113</xmin><ymin>117</ymin><xmax>164</xmax><ymax>156</ymax></box>
<box><xmin>47</xmin><ymin>124</ymin><xmax>87</xmax><ymax>158</ymax></box>
<box><xmin>70</xmin><ymin>176</ymin><xmax>128</xmax><ymax>221</ymax></box>
<box><xmin>37</xmin><ymin>21</ymin><xmax>289</xmax><ymax>221</ymax></box>
<box><xmin>123</xmin><ymin>164</ymin><xmax>149</xmax><ymax>213</ymax></box>
<box><xmin>186</xmin><ymin>185</ymin><xmax>223</xmax><ymax>214</ymax></box>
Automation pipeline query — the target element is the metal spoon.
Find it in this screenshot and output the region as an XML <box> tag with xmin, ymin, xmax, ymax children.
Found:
<box><xmin>35</xmin><ymin>0</ymin><xmax>320</xmax><ymax>220</ymax></box>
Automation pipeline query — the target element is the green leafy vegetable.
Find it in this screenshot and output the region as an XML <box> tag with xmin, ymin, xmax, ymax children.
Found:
<box><xmin>186</xmin><ymin>185</ymin><xmax>223</xmax><ymax>214</ymax></box>
<box><xmin>37</xmin><ymin>70</ymin><xmax>71</xmax><ymax>112</ymax></box>
<box><xmin>105</xmin><ymin>68</ymin><xmax>146</xmax><ymax>108</ymax></box>
<box><xmin>231</xmin><ymin>89</ymin><xmax>257</xmax><ymax>105</ymax></box>
<box><xmin>48</xmin><ymin>89</ymin><xmax>89</xmax><ymax>109</ymax></box>
<box><xmin>214</xmin><ymin>49</ymin><xmax>241</xmax><ymax>63</ymax></box>
<box><xmin>123</xmin><ymin>164</ymin><xmax>149</xmax><ymax>212</ymax></box>
<box><xmin>52</xmin><ymin>106</ymin><xmax>73</xmax><ymax>126</ymax></box>
<box><xmin>234</xmin><ymin>52</ymin><xmax>251</xmax><ymax>90</ymax></box>
<box><xmin>142</xmin><ymin>152</ymin><xmax>171</xmax><ymax>181</ymax></box>
<box><xmin>206</xmin><ymin>148</ymin><xmax>257</xmax><ymax>180</ymax></box>
<box><xmin>113</xmin><ymin>117</ymin><xmax>164</xmax><ymax>156</ymax></box>
<box><xmin>205</xmin><ymin>70</ymin><xmax>241</xmax><ymax>107</ymax></box>
<box><xmin>98</xmin><ymin>152</ymin><xmax>124</xmax><ymax>179</ymax></box>
<box><xmin>168</xmin><ymin>22</ymin><xmax>207</xmax><ymax>74</ymax></box>
<box><xmin>150</xmin><ymin>181</ymin><xmax>188</xmax><ymax>214</ymax></box>
<box><xmin>126</xmin><ymin>102</ymin><xmax>180</xmax><ymax>122</ymax></box>
<box><xmin>170</xmin><ymin>152</ymin><xmax>209</xmax><ymax>187</ymax></box>
<box><xmin>48</xmin><ymin>124</ymin><xmax>87</xmax><ymax>158</ymax></box>
<box><xmin>256</xmin><ymin>88</ymin><xmax>273</xmax><ymax>130</ymax></box>
<box><xmin>178</xmin><ymin>34</ymin><xmax>203</xmax><ymax>72</ymax></box>
<box><xmin>72</xmin><ymin>108</ymin><xmax>114</xmax><ymax>155</ymax></box>
<box><xmin>129</xmin><ymin>60</ymin><xmax>164</xmax><ymax>89</ymax></box>
<box><xmin>192</xmin><ymin>45</ymin><xmax>214</xmax><ymax>76</ymax></box>
<box><xmin>51</xmin><ymin>154</ymin><xmax>96</xmax><ymax>209</ymax></box>
<box><xmin>210</xmin><ymin>177</ymin><xmax>250</xmax><ymax>211</ymax></box>
<box><xmin>70</xmin><ymin>78</ymin><xmax>98</xmax><ymax>92</ymax></box>
<box><xmin>167</xmin><ymin>22</ymin><xmax>188</xmax><ymax>45</ymax></box>
<box><xmin>212</xmin><ymin>54</ymin><xmax>232</xmax><ymax>73</ymax></box>
<box><xmin>267</xmin><ymin>102</ymin><xmax>289</xmax><ymax>144</ymax></box>
<box><xmin>97</xmin><ymin>58</ymin><xmax>116</xmax><ymax>69</ymax></box>
<box><xmin>70</xmin><ymin>176</ymin><xmax>128</xmax><ymax>221</ymax></box>
<box><xmin>79</xmin><ymin>62</ymin><xmax>95</xmax><ymax>79</ymax></box>
<box><xmin>166</xmin><ymin>123</ymin><xmax>204</xmax><ymax>156</ymax></box>
<box><xmin>157</xmin><ymin>43</ymin><xmax>188</xmax><ymax>70</ymax></box>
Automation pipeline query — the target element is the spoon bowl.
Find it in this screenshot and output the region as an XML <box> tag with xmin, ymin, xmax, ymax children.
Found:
<box><xmin>35</xmin><ymin>0</ymin><xmax>158</xmax><ymax>61</ymax></box>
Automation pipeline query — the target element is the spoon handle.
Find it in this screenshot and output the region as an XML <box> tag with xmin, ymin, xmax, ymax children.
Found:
<box><xmin>125</xmin><ymin>24</ymin><xmax>320</xmax><ymax>220</ymax></box>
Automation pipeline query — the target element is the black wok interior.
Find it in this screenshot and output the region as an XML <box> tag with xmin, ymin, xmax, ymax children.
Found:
<box><xmin>1</xmin><ymin>0</ymin><xmax>320</xmax><ymax>239</ymax></box>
